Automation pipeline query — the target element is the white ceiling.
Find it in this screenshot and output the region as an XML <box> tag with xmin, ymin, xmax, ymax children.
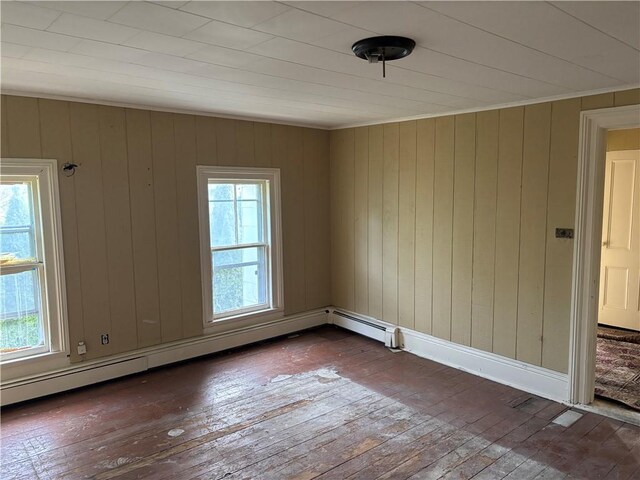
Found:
<box><xmin>1</xmin><ymin>1</ymin><xmax>639</xmax><ymax>128</ymax></box>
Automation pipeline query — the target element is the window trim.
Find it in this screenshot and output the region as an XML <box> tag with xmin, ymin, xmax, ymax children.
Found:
<box><xmin>197</xmin><ymin>166</ymin><xmax>284</xmax><ymax>328</ymax></box>
<box><xmin>0</xmin><ymin>159</ymin><xmax>69</xmax><ymax>366</ymax></box>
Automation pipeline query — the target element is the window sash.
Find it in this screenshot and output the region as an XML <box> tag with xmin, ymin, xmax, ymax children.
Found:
<box><xmin>0</xmin><ymin>175</ymin><xmax>49</xmax><ymax>360</ymax></box>
<box><xmin>198</xmin><ymin>166</ymin><xmax>282</xmax><ymax>326</ymax></box>
<box><xmin>0</xmin><ymin>159</ymin><xmax>68</xmax><ymax>367</ymax></box>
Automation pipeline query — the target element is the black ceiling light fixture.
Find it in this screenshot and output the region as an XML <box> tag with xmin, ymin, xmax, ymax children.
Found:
<box><xmin>352</xmin><ymin>35</ymin><xmax>416</xmax><ymax>78</ymax></box>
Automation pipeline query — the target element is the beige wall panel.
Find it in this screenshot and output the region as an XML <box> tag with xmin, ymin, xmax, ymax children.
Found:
<box><xmin>253</xmin><ymin>122</ymin><xmax>272</xmax><ymax>167</ymax></box>
<box><xmin>195</xmin><ymin>116</ymin><xmax>217</xmax><ymax>166</ymax></box>
<box><xmin>173</xmin><ymin>114</ymin><xmax>203</xmax><ymax>339</ymax></box>
<box><xmin>614</xmin><ymin>88</ymin><xmax>640</xmax><ymax>107</ymax></box>
<box><xmin>516</xmin><ymin>103</ymin><xmax>552</xmax><ymax>366</ymax></box>
<box><xmin>303</xmin><ymin>129</ymin><xmax>331</xmax><ymax>309</ymax></box>
<box><xmin>542</xmin><ymin>98</ymin><xmax>580</xmax><ymax>373</ymax></box>
<box><xmin>38</xmin><ymin>99</ymin><xmax>85</xmax><ymax>362</ymax></box>
<box><xmin>382</xmin><ymin>123</ymin><xmax>400</xmax><ymax>324</ymax></box>
<box><xmin>273</xmin><ymin>126</ymin><xmax>307</xmax><ymax>314</ymax></box>
<box><xmin>98</xmin><ymin>106</ymin><xmax>137</xmax><ymax>354</ymax></box>
<box><xmin>215</xmin><ymin>118</ymin><xmax>237</xmax><ymax>166</ymax></box>
<box><xmin>125</xmin><ymin>108</ymin><xmax>162</xmax><ymax>348</ymax></box>
<box><xmin>285</xmin><ymin>127</ymin><xmax>307</xmax><ymax>314</ymax></box>
<box><xmin>414</xmin><ymin>119</ymin><xmax>436</xmax><ymax>334</ymax></box>
<box><xmin>5</xmin><ymin>96</ymin><xmax>41</xmax><ymax>157</ymax></box>
<box><xmin>471</xmin><ymin>110</ymin><xmax>499</xmax><ymax>352</ymax></box>
<box><xmin>367</xmin><ymin>125</ymin><xmax>384</xmax><ymax>319</ymax></box>
<box><xmin>150</xmin><ymin>112</ymin><xmax>184</xmax><ymax>342</ymax></box>
<box><xmin>581</xmin><ymin>93</ymin><xmax>614</xmax><ymax>111</ymax></box>
<box><xmin>329</xmin><ymin>128</ymin><xmax>342</xmax><ymax>309</ymax></box>
<box><xmin>398</xmin><ymin>121</ymin><xmax>417</xmax><ymax>330</ymax></box>
<box><xmin>607</xmin><ymin>128</ymin><xmax>640</xmax><ymax>151</ymax></box>
<box><xmin>68</xmin><ymin>102</ymin><xmax>113</xmax><ymax>358</ymax></box>
<box><xmin>4</xmin><ymin>95</ymin><xmax>332</xmax><ymax>365</ymax></box>
<box><xmin>1</xmin><ymin>96</ymin><xmax>9</xmax><ymax>157</ymax></box>
<box><xmin>432</xmin><ymin>116</ymin><xmax>455</xmax><ymax>340</ymax></box>
<box><xmin>354</xmin><ymin>127</ymin><xmax>369</xmax><ymax>314</ymax></box>
<box><xmin>493</xmin><ymin>107</ymin><xmax>524</xmax><ymax>359</ymax></box>
<box><xmin>329</xmin><ymin>128</ymin><xmax>353</xmax><ymax>310</ymax></box>
<box><xmin>451</xmin><ymin>113</ymin><xmax>476</xmax><ymax>346</ymax></box>
<box><xmin>236</xmin><ymin>120</ymin><xmax>255</xmax><ymax>167</ymax></box>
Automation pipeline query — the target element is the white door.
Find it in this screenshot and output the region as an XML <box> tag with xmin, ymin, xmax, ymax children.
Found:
<box><xmin>598</xmin><ymin>149</ymin><xmax>640</xmax><ymax>331</ymax></box>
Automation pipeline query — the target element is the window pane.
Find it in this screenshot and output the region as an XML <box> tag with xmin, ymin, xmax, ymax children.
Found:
<box><xmin>0</xmin><ymin>269</ymin><xmax>44</xmax><ymax>353</ymax></box>
<box><xmin>0</xmin><ymin>182</ymin><xmax>36</xmax><ymax>261</ymax></box>
<box><xmin>212</xmin><ymin>246</ymin><xmax>266</xmax><ymax>314</ymax></box>
<box><xmin>209</xmin><ymin>183</ymin><xmax>236</xmax><ymax>247</ymax></box>
<box><xmin>237</xmin><ymin>183</ymin><xmax>263</xmax><ymax>244</ymax></box>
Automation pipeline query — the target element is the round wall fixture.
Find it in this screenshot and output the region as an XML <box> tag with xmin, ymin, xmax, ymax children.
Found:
<box><xmin>352</xmin><ymin>36</ymin><xmax>416</xmax><ymax>78</ymax></box>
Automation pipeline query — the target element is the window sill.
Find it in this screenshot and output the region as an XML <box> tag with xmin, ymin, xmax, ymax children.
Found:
<box><xmin>1</xmin><ymin>350</ymin><xmax>70</xmax><ymax>382</ymax></box>
<box><xmin>203</xmin><ymin>307</ymin><xmax>284</xmax><ymax>336</ymax></box>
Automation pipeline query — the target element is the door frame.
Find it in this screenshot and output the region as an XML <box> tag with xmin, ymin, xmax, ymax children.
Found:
<box><xmin>569</xmin><ymin>104</ymin><xmax>640</xmax><ymax>405</ymax></box>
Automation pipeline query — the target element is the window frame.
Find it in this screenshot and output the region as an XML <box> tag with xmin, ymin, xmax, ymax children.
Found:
<box><xmin>197</xmin><ymin>166</ymin><xmax>283</xmax><ymax>329</ymax></box>
<box><xmin>0</xmin><ymin>159</ymin><xmax>69</xmax><ymax>366</ymax></box>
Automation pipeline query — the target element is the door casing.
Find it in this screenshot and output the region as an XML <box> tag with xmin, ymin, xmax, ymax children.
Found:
<box><xmin>569</xmin><ymin>104</ymin><xmax>640</xmax><ymax>405</ymax></box>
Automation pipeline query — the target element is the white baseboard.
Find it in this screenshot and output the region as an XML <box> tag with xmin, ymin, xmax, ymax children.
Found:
<box><xmin>328</xmin><ymin>308</ymin><xmax>569</xmax><ymax>403</ymax></box>
<box><xmin>0</xmin><ymin>307</ymin><xmax>571</xmax><ymax>406</ymax></box>
<box><xmin>401</xmin><ymin>329</ymin><xmax>569</xmax><ymax>403</ymax></box>
<box><xmin>1</xmin><ymin>309</ymin><xmax>327</xmax><ymax>406</ymax></box>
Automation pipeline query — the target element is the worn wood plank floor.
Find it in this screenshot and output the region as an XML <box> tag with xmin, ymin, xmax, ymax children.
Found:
<box><xmin>1</xmin><ymin>326</ymin><xmax>639</xmax><ymax>479</ymax></box>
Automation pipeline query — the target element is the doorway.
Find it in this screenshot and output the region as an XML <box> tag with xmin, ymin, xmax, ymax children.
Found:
<box><xmin>569</xmin><ymin>104</ymin><xmax>640</xmax><ymax>421</ymax></box>
<box><xmin>594</xmin><ymin>130</ymin><xmax>639</xmax><ymax>412</ymax></box>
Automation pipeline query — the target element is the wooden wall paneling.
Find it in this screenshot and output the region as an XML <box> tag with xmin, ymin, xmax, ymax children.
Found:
<box><xmin>451</xmin><ymin>113</ymin><xmax>476</xmax><ymax>346</ymax></box>
<box><xmin>286</xmin><ymin>127</ymin><xmax>307</xmax><ymax>314</ymax></box>
<box><xmin>398</xmin><ymin>121</ymin><xmax>417</xmax><ymax>330</ymax></box>
<box><xmin>414</xmin><ymin>119</ymin><xmax>436</xmax><ymax>334</ymax></box>
<box><xmin>316</xmin><ymin>130</ymin><xmax>331</xmax><ymax>307</ymax></box>
<box><xmin>253</xmin><ymin>122</ymin><xmax>272</xmax><ymax>168</ymax></box>
<box><xmin>173</xmin><ymin>113</ymin><xmax>203</xmax><ymax>339</ymax></box>
<box><xmin>150</xmin><ymin>112</ymin><xmax>183</xmax><ymax>342</ymax></box>
<box><xmin>195</xmin><ymin>116</ymin><xmax>217</xmax><ymax>166</ymax></box>
<box><xmin>581</xmin><ymin>93</ymin><xmax>614</xmax><ymax>111</ymax></box>
<box><xmin>432</xmin><ymin>116</ymin><xmax>455</xmax><ymax>340</ymax></box>
<box><xmin>125</xmin><ymin>109</ymin><xmax>162</xmax><ymax>348</ymax></box>
<box><xmin>68</xmin><ymin>102</ymin><xmax>113</xmax><ymax>358</ymax></box>
<box><xmin>329</xmin><ymin>129</ymin><xmax>342</xmax><ymax>309</ymax></box>
<box><xmin>303</xmin><ymin>129</ymin><xmax>330</xmax><ymax>309</ymax></box>
<box><xmin>97</xmin><ymin>106</ymin><xmax>137</xmax><ymax>354</ymax></box>
<box><xmin>236</xmin><ymin>120</ymin><xmax>255</xmax><ymax>167</ymax></box>
<box><xmin>273</xmin><ymin>126</ymin><xmax>306</xmax><ymax>313</ymax></box>
<box><xmin>516</xmin><ymin>103</ymin><xmax>552</xmax><ymax>366</ymax></box>
<box><xmin>1</xmin><ymin>96</ymin><xmax>9</xmax><ymax>157</ymax></box>
<box><xmin>382</xmin><ymin>123</ymin><xmax>399</xmax><ymax>324</ymax></box>
<box><xmin>607</xmin><ymin>128</ymin><xmax>640</xmax><ymax>151</ymax></box>
<box><xmin>354</xmin><ymin>127</ymin><xmax>369</xmax><ymax>314</ymax></box>
<box><xmin>367</xmin><ymin>125</ymin><xmax>384</xmax><ymax>319</ymax></box>
<box><xmin>340</xmin><ymin>128</ymin><xmax>355</xmax><ymax>311</ymax></box>
<box><xmin>471</xmin><ymin>110</ymin><xmax>499</xmax><ymax>352</ymax></box>
<box><xmin>5</xmin><ymin>96</ymin><xmax>41</xmax><ymax>157</ymax></box>
<box><xmin>215</xmin><ymin>118</ymin><xmax>237</xmax><ymax>166</ymax></box>
<box><xmin>614</xmin><ymin>88</ymin><xmax>640</xmax><ymax>107</ymax></box>
<box><xmin>493</xmin><ymin>107</ymin><xmax>524</xmax><ymax>359</ymax></box>
<box><xmin>542</xmin><ymin>99</ymin><xmax>580</xmax><ymax>373</ymax></box>
<box><xmin>38</xmin><ymin>99</ymin><xmax>84</xmax><ymax>362</ymax></box>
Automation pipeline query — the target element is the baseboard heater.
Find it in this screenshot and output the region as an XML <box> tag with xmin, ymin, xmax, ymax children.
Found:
<box><xmin>330</xmin><ymin>310</ymin><xmax>399</xmax><ymax>348</ymax></box>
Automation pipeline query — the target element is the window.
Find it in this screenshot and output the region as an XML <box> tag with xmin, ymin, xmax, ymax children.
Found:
<box><xmin>197</xmin><ymin>167</ymin><xmax>283</xmax><ymax>325</ymax></box>
<box><xmin>0</xmin><ymin>159</ymin><xmax>67</xmax><ymax>363</ymax></box>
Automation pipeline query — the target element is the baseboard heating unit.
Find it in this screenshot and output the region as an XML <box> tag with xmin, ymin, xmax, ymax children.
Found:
<box><xmin>329</xmin><ymin>309</ymin><xmax>399</xmax><ymax>348</ymax></box>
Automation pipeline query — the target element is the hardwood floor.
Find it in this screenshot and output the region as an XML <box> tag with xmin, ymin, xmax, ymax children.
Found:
<box><xmin>1</xmin><ymin>326</ymin><xmax>639</xmax><ymax>479</ymax></box>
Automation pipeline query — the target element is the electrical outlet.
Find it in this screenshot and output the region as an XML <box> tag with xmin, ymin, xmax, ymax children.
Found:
<box><xmin>77</xmin><ymin>342</ymin><xmax>86</xmax><ymax>355</ymax></box>
<box><xmin>101</xmin><ymin>333</ymin><xmax>109</xmax><ymax>345</ymax></box>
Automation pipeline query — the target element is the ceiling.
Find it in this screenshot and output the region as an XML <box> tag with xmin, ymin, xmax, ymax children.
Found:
<box><xmin>1</xmin><ymin>1</ymin><xmax>639</xmax><ymax>129</ymax></box>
